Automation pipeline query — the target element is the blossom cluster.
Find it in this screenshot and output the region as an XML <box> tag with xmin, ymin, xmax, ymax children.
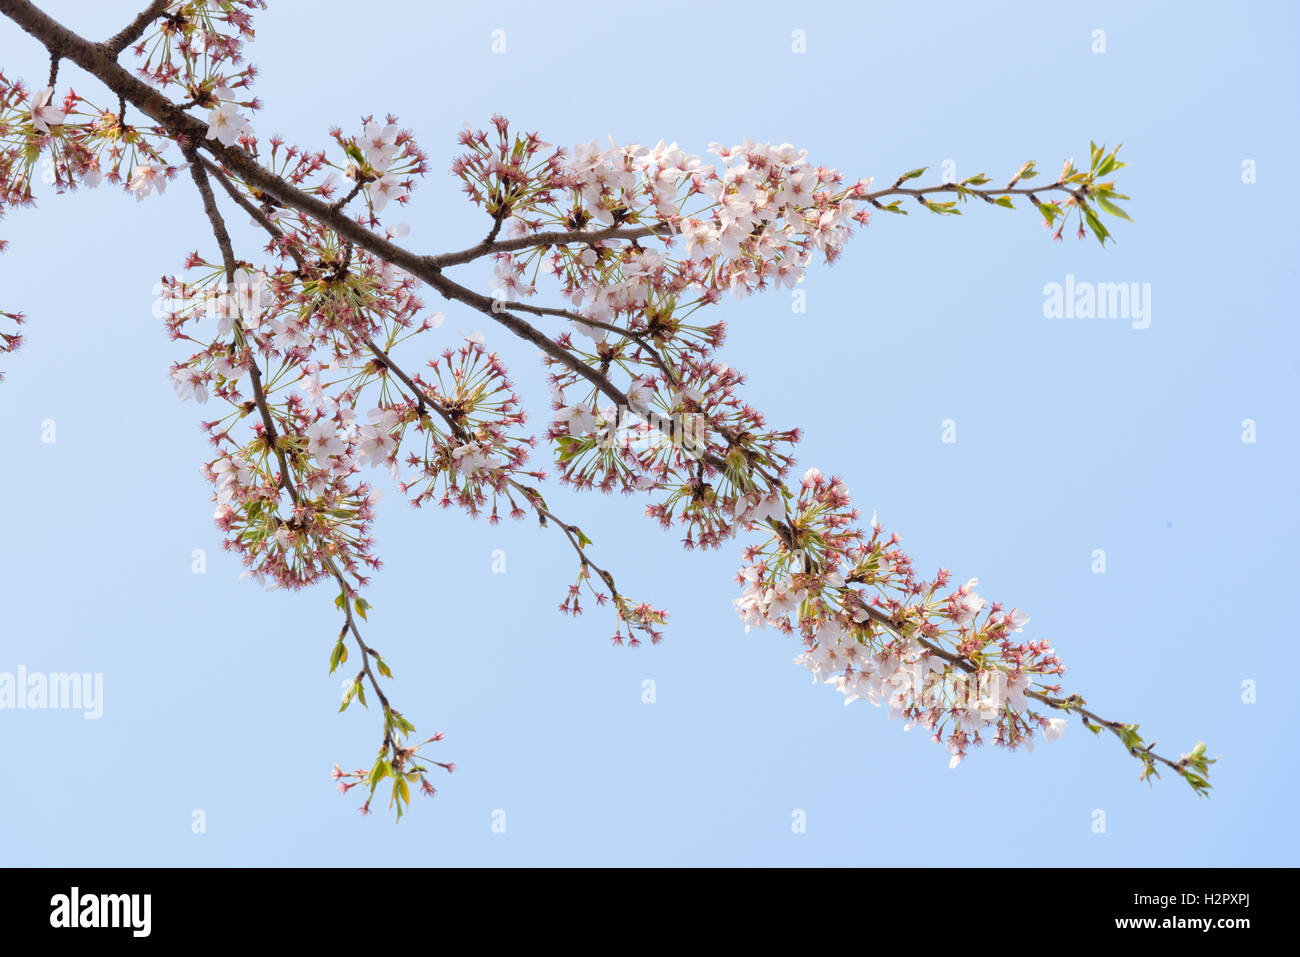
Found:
<box><xmin>133</xmin><ymin>1</ymin><xmax>264</xmax><ymax>106</ymax></box>
<box><xmin>1</xmin><ymin>70</ymin><xmax>187</xmax><ymax>201</ymax></box>
<box><xmin>0</xmin><ymin>71</ymin><xmax>172</xmax><ymax>372</ymax></box>
<box><xmin>326</xmin><ymin>118</ymin><xmax>429</xmax><ymax>216</ymax></box>
<box><xmin>734</xmin><ymin>468</ymin><xmax>1067</xmax><ymax>768</ymax></box>
<box><xmin>456</xmin><ymin>120</ymin><xmax>870</xmax><ymax>553</ymax></box>
<box><xmin>161</xmin><ymin>251</ymin><xmax>412</xmax><ymax>590</ymax></box>
<box><xmin>391</xmin><ymin>339</ymin><xmax>538</xmax><ymax>516</ymax></box>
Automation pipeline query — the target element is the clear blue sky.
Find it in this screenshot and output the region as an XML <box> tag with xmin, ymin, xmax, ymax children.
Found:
<box><xmin>1</xmin><ymin>0</ymin><xmax>1296</xmax><ymax>865</ymax></box>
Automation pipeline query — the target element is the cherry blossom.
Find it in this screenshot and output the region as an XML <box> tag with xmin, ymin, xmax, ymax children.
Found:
<box><xmin>206</xmin><ymin>96</ymin><xmax>252</xmax><ymax>147</ymax></box>
<box><xmin>28</xmin><ymin>86</ymin><xmax>64</xmax><ymax>133</ymax></box>
<box><xmin>306</xmin><ymin>420</ymin><xmax>346</xmax><ymax>463</ymax></box>
<box><xmin>171</xmin><ymin>365</ymin><xmax>208</xmax><ymax>403</ymax></box>
<box><xmin>129</xmin><ymin>163</ymin><xmax>173</xmax><ymax>200</ymax></box>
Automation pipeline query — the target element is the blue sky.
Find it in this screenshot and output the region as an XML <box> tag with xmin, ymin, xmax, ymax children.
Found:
<box><xmin>0</xmin><ymin>0</ymin><xmax>1296</xmax><ymax>865</ymax></box>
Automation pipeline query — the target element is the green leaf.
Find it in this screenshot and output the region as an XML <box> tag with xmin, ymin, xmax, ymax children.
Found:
<box><xmin>339</xmin><ymin>681</ymin><xmax>359</xmax><ymax>712</ymax></box>
<box><xmin>354</xmin><ymin>597</ymin><xmax>370</xmax><ymax>621</ymax></box>
<box><xmin>554</xmin><ymin>435</ymin><xmax>579</xmax><ymax>463</ymax></box>
<box><xmin>1083</xmin><ymin>206</ymin><xmax>1111</xmax><ymax>245</ymax></box>
<box><xmin>1117</xmin><ymin>723</ymin><xmax>1143</xmax><ymax>751</ymax></box>
<box><xmin>1096</xmin><ymin>142</ymin><xmax>1124</xmax><ymax>177</ymax></box>
<box><xmin>899</xmin><ymin>167</ymin><xmax>927</xmax><ymax>181</ymax></box>
<box><xmin>1095</xmin><ymin>196</ymin><xmax>1132</xmax><ymax>222</ymax></box>
<box><xmin>994</xmin><ymin>196</ymin><xmax>1014</xmax><ymax>208</ymax></box>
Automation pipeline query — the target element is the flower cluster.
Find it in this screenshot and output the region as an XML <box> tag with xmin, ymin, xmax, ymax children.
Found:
<box><xmin>0</xmin><ymin>71</ymin><xmax>171</xmax><ymax>380</ymax></box>
<box><xmin>394</xmin><ymin>338</ymin><xmax>538</xmax><ymax>519</ymax></box>
<box><xmin>327</xmin><ymin>117</ymin><xmax>429</xmax><ymax>217</ymax></box>
<box><xmin>0</xmin><ymin>73</ymin><xmax>35</xmax><ymax>378</ymax></box>
<box><xmin>453</xmin><ymin>122</ymin><xmax>869</xmax><ymax>561</ymax></box>
<box><xmin>451</xmin><ymin>115</ymin><xmax>565</xmax><ymax>223</ymax></box>
<box><xmin>133</xmin><ymin>1</ymin><xmax>264</xmax><ymax>102</ymax></box>
<box><xmin>1</xmin><ymin>71</ymin><xmax>183</xmax><ymax>201</ymax></box>
<box><xmin>496</xmin><ymin>134</ymin><xmax>871</xmax><ymax>310</ymax></box>
<box><xmin>332</xmin><ymin>732</ymin><xmax>454</xmax><ymax>820</ymax></box>
<box><xmin>734</xmin><ymin>467</ymin><xmax>1066</xmax><ymax>769</ymax></box>
<box><xmin>205</xmin><ymin>442</ymin><xmax>382</xmax><ymax>591</ymax></box>
<box><xmin>163</xmin><ymin>255</ymin><xmax>423</xmax><ymax>591</ymax></box>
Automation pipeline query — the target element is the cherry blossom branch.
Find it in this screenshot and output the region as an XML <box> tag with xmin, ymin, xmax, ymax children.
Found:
<box><xmin>363</xmin><ymin>335</ymin><xmax>661</xmax><ymax>639</ymax></box>
<box><xmin>210</xmin><ymin>174</ymin><xmax>662</xmax><ymax>641</ymax></box>
<box><xmin>201</xmin><ymin>157</ymin><xmax>307</xmax><ymax>273</ymax></box>
<box><xmin>0</xmin><ymin>0</ymin><xmax>1209</xmax><ymax>809</ymax></box>
<box><xmin>183</xmin><ymin>148</ymin><xmax>298</xmax><ymax>500</ymax></box>
<box><xmin>185</xmin><ymin>143</ymin><xmax>446</xmax><ymax>815</ymax></box>
<box><xmin>859</xmin><ymin>601</ymin><xmax>1194</xmax><ymax>781</ymax></box>
<box><xmin>199</xmin><ymin>162</ymin><xmax>628</xmax><ymax>627</ymax></box>
<box><xmin>500</xmin><ymin>296</ymin><xmax>788</xmax><ymax>494</ymax></box>
<box><xmin>363</xmin><ymin>339</ymin><xmax>461</xmax><ymax>434</ymax></box>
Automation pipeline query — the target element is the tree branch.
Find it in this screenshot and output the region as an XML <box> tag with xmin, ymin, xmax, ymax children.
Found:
<box><xmin>427</xmin><ymin>223</ymin><xmax>671</xmax><ymax>268</ymax></box>
<box><xmin>102</xmin><ymin>0</ymin><xmax>171</xmax><ymax>56</ymax></box>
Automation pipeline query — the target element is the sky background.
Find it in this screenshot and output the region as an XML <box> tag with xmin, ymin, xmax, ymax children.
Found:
<box><xmin>0</xmin><ymin>0</ymin><xmax>1296</xmax><ymax>866</ymax></box>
